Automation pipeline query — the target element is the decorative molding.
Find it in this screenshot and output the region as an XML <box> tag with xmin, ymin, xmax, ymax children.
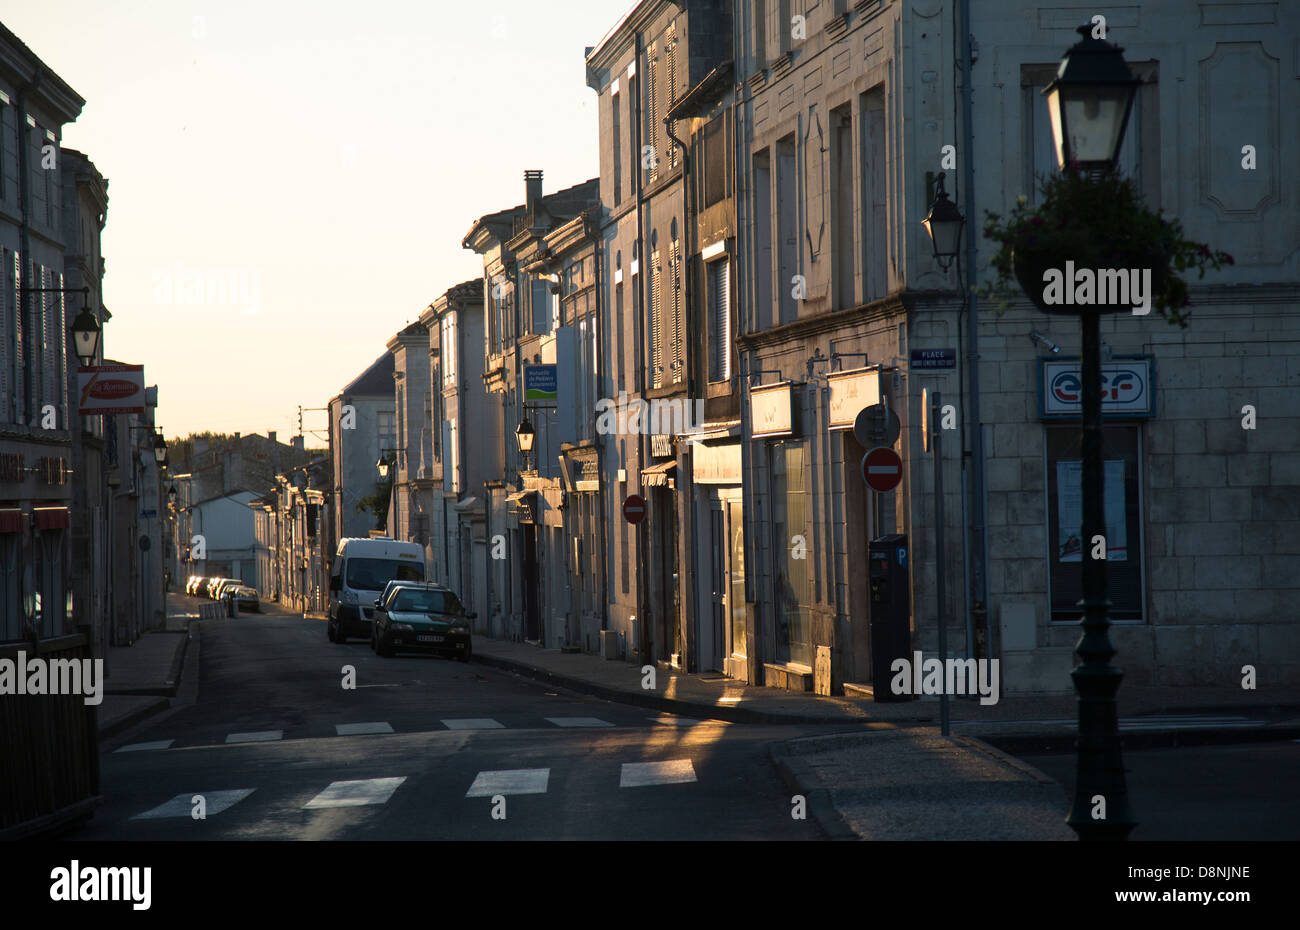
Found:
<box><xmin>1198</xmin><ymin>42</ymin><xmax>1279</xmax><ymax>218</ymax></box>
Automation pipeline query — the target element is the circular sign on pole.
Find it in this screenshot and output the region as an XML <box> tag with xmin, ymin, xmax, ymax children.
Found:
<box><xmin>853</xmin><ymin>404</ymin><xmax>901</xmax><ymax>449</ymax></box>
<box><xmin>623</xmin><ymin>494</ymin><xmax>647</xmax><ymax>524</ymax></box>
<box><xmin>861</xmin><ymin>447</ymin><xmax>903</xmax><ymax>493</ymax></box>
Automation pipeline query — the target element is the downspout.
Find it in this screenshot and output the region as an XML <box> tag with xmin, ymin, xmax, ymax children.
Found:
<box><xmin>633</xmin><ymin>29</ymin><xmax>648</xmax><ymax>659</ymax></box>
<box><xmin>664</xmin><ymin>115</ymin><xmax>691</xmax><ymax>667</ymax></box>
<box><xmin>958</xmin><ymin>0</ymin><xmax>990</xmax><ymax>658</ymax></box>
<box><xmin>587</xmin><ymin>211</ymin><xmax>610</xmax><ymax>635</ymax></box>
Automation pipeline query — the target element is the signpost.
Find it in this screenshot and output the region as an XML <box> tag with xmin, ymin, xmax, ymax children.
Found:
<box><xmin>927</xmin><ymin>390</ymin><xmax>949</xmax><ymax>736</ymax></box>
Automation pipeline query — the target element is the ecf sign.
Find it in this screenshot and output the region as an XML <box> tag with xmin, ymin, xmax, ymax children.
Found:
<box><xmin>1040</xmin><ymin>357</ymin><xmax>1154</xmax><ymax>418</ymax></box>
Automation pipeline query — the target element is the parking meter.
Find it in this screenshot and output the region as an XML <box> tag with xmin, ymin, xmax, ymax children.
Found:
<box><xmin>869</xmin><ymin>534</ymin><xmax>911</xmax><ymax>701</ymax></box>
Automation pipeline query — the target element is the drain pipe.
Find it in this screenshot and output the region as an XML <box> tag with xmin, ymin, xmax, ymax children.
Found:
<box><xmin>958</xmin><ymin>0</ymin><xmax>990</xmax><ymax>658</ymax></box>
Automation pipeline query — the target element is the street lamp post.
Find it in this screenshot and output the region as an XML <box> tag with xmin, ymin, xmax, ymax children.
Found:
<box><xmin>1043</xmin><ymin>24</ymin><xmax>1141</xmax><ymax>841</ymax></box>
<box><xmin>515</xmin><ymin>414</ymin><xmax>535</xmax><ymax>475</ymax></box>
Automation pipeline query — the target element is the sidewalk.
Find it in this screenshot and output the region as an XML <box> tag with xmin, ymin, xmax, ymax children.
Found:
<box><xmin>97</xmin><ymin>593</ymin><xmax>196</xmax><ymax>738</ymax></box>
<box><xmin>472</xmin><ymin>636</ymin><xmax>1300</xmax><ymax>840</ymax></box>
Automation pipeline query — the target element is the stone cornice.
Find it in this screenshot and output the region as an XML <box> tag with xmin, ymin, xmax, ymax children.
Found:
<box><xmin>738</xmin><ymin>293</ymin><xmax>913</xmax><ymax>349</ymax></box>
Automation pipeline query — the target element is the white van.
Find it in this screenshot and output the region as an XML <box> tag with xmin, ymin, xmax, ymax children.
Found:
<box><xmin>327</xmin><ymin>537</ymin><xmax>426</xmax><ymax>642</ymax></box>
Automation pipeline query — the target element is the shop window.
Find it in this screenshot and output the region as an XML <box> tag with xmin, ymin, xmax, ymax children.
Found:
<box><xmin>772</xmin><ymin>441</ymin><xmax>811</xmax><ymax>665</ymax></box>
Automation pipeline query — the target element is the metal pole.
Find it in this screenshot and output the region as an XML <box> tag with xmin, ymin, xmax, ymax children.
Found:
<box><xmin>932</xmin><ymin>391</ymin><xmax>949</xmax><ymax>737</ymax></box>
<box><xmin>1067</xmin><ymin>310</ymin><xmax>1135</xmax><ymax>840</ymax></box>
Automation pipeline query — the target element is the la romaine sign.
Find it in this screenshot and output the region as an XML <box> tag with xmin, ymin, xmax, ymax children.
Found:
<box><xmin>77</xmin><ymin>364</ymin><xmax>146</xmax><ymax>415</ymax></box>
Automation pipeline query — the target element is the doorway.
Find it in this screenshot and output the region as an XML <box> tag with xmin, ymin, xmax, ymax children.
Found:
<box><xmin>523</xmin><ymin>523</ymin><xmax>541</xmax><ymax>642</ymax></box>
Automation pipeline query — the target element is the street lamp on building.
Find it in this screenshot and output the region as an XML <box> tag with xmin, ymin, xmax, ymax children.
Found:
<box><xmin>70</xmin><ymin>305</ymin><xmax>102</xmax><ymax>366</ymax></box>
<box><xmin>515</xmin><ymin>416</ymin><xmax>535</xmax><ymax>472</ymax></box>
<box><xmin>921</xmin><ymin>173</ymin><xmax>964</xmax><ymax>271</ymax></box>
<box><xmin>375</xmin><ymin>451</ymin><xmax>396</xmax><ymax>479</ymax></box>
<box><xmin>153</xmin><ymin>433</ymin><xmax>168</xmax><ymax>465</ymax></box>
<box><xmin>167</xmin><ymin>484</ymin><xmax>178</xmax><ymax>508</ymax></box>
<box><xmin>1042</xmin><ymin>24</ymin><xmax>1140</xmax><ymax>841</ymax></box>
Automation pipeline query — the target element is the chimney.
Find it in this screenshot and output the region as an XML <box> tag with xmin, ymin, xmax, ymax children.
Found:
<box><xmin>292</xmin><ymin>435</ymin><xmax>304</xmax><ymax>453</ymax></box>
<box><xmin>524</xmin><ymin>169</ymin><xmax>543</xmax><ymax>217</ymax></box>
<box><xmin>268</xmin><ymin>430</ymin><xmax>276</xmax><ymax>444</ymax></box>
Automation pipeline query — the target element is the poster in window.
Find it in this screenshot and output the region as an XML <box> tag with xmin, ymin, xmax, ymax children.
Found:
<box><xmin>1055</xmin><ymin>459</ymin><xmax>1126</xmax><ymax>562</ymax></box>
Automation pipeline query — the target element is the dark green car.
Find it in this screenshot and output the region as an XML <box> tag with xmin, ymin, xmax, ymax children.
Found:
<box><xmin>371</xmin><ymin>583</ymin><xmax>475</xmax><ymax>661</ymax></box>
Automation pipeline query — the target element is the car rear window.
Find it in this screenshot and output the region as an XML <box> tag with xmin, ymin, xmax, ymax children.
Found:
<box><xmin>391</xmin><ymin>589</ymin><xmax>464</xmax><ymax>615</ymax></box>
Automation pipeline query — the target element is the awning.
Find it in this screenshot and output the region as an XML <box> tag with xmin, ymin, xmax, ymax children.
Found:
<box><xmin>641</xmin><ymin>461</ymin><xmax>677</xmax><ymax>487</ymax></box>
<box><xmin>506</xmin><ymin>490</ymin><xmax>537</xmax><ymax>504</ymax></box>
<box><xmin>34</xmin><ymin>506</ymin><xmax>70</xmax><ymax>530</ymax></box>
<box><xmin>0</xmin><ymin>508</ymin><xmax>21</xmax><ymax>534</ymax></box>
<box><xmin>451</xmin><ymin>495</ymin><xmax>480</xmax><ymax>512</ymax></box>
<box><xmin>682</xmin><ymin>421</ymin><xmax>742</xmax><ymax>444</ymax></box>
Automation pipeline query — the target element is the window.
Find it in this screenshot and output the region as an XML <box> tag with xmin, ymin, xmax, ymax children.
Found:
<box><xmin>831</xmin><ymin>104</ymin><xmax>854</xmax><ymax>310</ymax></box>
<box><xmin>707</xmin><ymin>257</ymin><xmax>731</xmax><ymax>382</ymax></box>
<box><xmin>531</xmin><ymin>278</ymin><xmax>551</xmax><ymax>334</ymax></box>
<box><xmin>1022</xmin><ymin>62</ymin><xmax>1158</xmax><ymax>208</ymax></box>
<box><xmin>442</xmin><ymin>312</ymin><xmax>458</xmax><ymax>388</ymax></box>
<box><xmin>753</xmin><ymin>0</ymin><xmax>766</xmax><ymax>66</ymax></box>
<box><xmin>753</xmin><ymin>149</ymin><xmax>773</xmax><ymax>331</ymax></box>
<box><xmin>860</xmin><ymin>88</ymin><xmax>887</xmax><ymax>303</ymax></box>
<box><xmin>650</xmin><ymin>250</ymin><xmax>662</xmax><ymax>388</ymax></box>
<box><xmin>666</xmin><ymin>33</ymin><xmax>679</xmax><ymax>170</ymax></box>
<box><xmin>646</xmin><ymin>50</ymin><xmax>659</xmax><ymax>184</ymax></box>
<box><xmin>772</xmin><ymin>441</ymin><xmax>810</xmax><ymax>666</ymax></box>
<box><xmin>776</xmin><ymin>134</ymin><xmax>798</xmax><ymax>325</ymax></box>
<box><xmin>612</xmin><ymin>88</ymin><xmax>623</xmax><ymax>207</ymax></box>
<box><xmin>377</xmin><ymin>410</ymin><xmax>395</xmax><ymax>450</ymax></box>
<box><xmin>702</xmin><ymin>117</ymin><xmax>727</xmax><ymax>208</ymax></box>
<box><xmin>1046</xmin><ymin>424</ymin><xmax>1145</xmax><ymax>622</ymax></box>
<box><xmin>670</xmin><ymin>238</ymin><xmax>683</xmax><ymax>384</ymax></box>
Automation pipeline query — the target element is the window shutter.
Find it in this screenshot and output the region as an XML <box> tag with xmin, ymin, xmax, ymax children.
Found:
<box><xmin>55</xmin><ymin>271</ymin><xmax>67</xmax><ymax>426</ymax></box>
<box><xmin>650</xmin><ymin>251</ymin><xmax>662</xmax><ymax>389</ymax></box>
<box><xmin>708</xmin><ymin>258</ymin><xmax>731</xmax><ymax>382</ymax></box>
<box><xmin>647</xmin><ymin>54</ymin><xmax>658</xmax><ymax>183</ymax></box>
<box><xmin>670</xmin><ymin>239</ymin><xmax>683</xmax><ymax>384</ymax></box>
<box><xmin>11</xmin><ymin>250</ymin><xmax>22</xmax><ymax>424</ymax></box>
<box><xmin>0</xmin><ymin>249</ymin><xmax>8</xmax><ymax>423</ymax></box>
<box><xmin>667</xmin><ymin>37</ymin><xmax>678</xmax><ymax>169</ymax></box>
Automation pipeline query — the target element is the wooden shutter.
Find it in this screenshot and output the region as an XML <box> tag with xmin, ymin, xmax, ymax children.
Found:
<box><xmin>670</xmin><ymin>239</ymin><xmax>683</xmax><ymax>384</ymax></box>
<box><xmin>650</xmin><ymin>250</ymin><xmax>662</xmax><ymax>388</ymax></box>
<box><xmin>55</xmin><ymin>271</ymin><xmax>67</xmax><ymax>426</ymax></box>
<box><xmin>647</xmin><ymin>53</ymin><xmax>658</xmax><ymax>183</ymax></box>
<box><xmin>10</xmin><ymin>250</ymin><xmax>21</xmax><ymax>424</ymax></box>
<box><xmin>708</xmin><ymin>258</ymin><xmax>731</xmax><ymax>382</ymax></box>
<box><xmin>0</xmin><ymin>249</ymin><xmax>8</xmax><ymax>423</ymax></box>
<box><xmin>667</xmin><ymin>36</ymin><xmax>678</xmax><ymax>169</ymax></box>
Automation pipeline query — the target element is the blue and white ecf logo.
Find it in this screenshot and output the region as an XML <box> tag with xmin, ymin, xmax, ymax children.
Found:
<box><xmin>1050</xmin><ymin>369</ymin><xmax>1143</xmax><ymax>406</ymax></box>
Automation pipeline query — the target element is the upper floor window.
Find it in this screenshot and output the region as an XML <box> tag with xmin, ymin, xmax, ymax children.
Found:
<box><xmin>1021</xmin><ymin>61</ymin><xmax>1159</xmax><ymax>208</ymax></box>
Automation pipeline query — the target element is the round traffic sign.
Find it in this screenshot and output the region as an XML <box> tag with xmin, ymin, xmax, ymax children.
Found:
<box><xmin>622</xmin><ymin>494</ymin><xmax>647</xmax><ymax>524</ymax></box>
<box><xmin>861</xmin><ymin>447</ymin><xmax>903</xmax><ymax>492</ymax></box>
<box><xmin>853</xmin><ymin>403</ymin><xmax>901</xmax><ymax>448</ymax></box>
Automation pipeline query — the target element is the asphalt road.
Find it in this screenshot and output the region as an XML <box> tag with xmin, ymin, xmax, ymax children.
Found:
<box><xmin>1020</xmin><ymin>740</ymin><xmax>1300</xmax><ymax>840</ymax></box>
<box><xmin>73</xmin><ymin>612</ymin><xmax>824</xmax><ymax>840</ymax></box>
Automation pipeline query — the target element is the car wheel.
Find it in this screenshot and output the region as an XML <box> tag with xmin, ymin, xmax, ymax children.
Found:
<box><xmin>457</xmin><ymin>640</ymin><xmax>472</xmax><ymax>663</ymax></box>
<box><xmin>327</xmin><ymin>620</ymin><xmax>337</xmax><ymax>643</ymax></box>
<box><xmin>377</xmin><ymin>635</ymin><xmax>393</xmax><ymax>658</ymax></box>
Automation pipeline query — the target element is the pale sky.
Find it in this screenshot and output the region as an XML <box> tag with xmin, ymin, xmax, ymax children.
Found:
<box><xmin>3</xmin><ymin>0</ymin><xmax>621</xmax><ymax>442</ymax></box>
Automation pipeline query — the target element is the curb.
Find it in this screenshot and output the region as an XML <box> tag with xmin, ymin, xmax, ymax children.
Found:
<box><xmin>766</xmin><ymin>741</ymin><xmax>860</xmax><ymax>840</ymax></box>
<box><xmin>981</xmin><ymin>723</ymin><xmax>1300</xmax><ymax>756</ymax></box>
<box><xmin>103</xmin><ymin>629</ymin><xmax>191</xmax><ymax>699</ymax></box>
<box><xmin>97</xmin><ymin>696</ymin><xmax>171</xmax><ymax>740</ymax></box>
<box><xmin>472</xmin><ymin>650</ymin><xmax>893</xmax><ymax>727</ymax></box>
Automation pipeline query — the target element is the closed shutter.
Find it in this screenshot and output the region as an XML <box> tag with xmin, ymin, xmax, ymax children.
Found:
<box><xmin>670</xmin><ymin>239</ymin><xmax>683</xmax><ymax>384</ymax></box>
<box><xmin>531</xmin><ymin>278</ymin><xmax>550</xmax><ymax>334</ymax></box>
<box><xmin>646</xmin><ymin>54</ymin><xmax>658</xmax><ymax>183</ymax></box>
<box><xmin>708</xmin><ymin>258</ymin><xmax>731</xmax><ymax>382</ymax></box>
<box><xmin>55</xmin><ymin>271</ymin><xmax>67</xmax><ymax>426</ymax></box>
<box><xmin>650</xmin><ymin>251</ymin><xmax>662</xmax><ymax>388</ymax></box>
<box><xmin>667</xmin><ymin>37</ymin><xmax>678</xmax><ymax>169</ymax></box>
<box><xmin>0</xmin><ymin>249</ymin><xmax>8</xmax><ymax>423</ymax></box>
<box><xmin>11</xmin><ymin>250</ymin><xmax>21</xmax><ymax>424</ymax></box>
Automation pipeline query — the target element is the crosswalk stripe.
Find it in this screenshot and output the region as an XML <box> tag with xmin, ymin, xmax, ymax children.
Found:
<box><xmin>545</xmin><ymin>717</ymin><xmax>614</xmax><ymax>728</ymax></box>
<box><xmin>466</xmin><ymin>768</ymin><xmax>549</xmax><ymax>797</ymax></box>
<box><xmin>304</xmin><ymin>777</ymin><xmax>407</xmax><ymax>809</ymax></box>
<box><xmin>335</xmin><ymin>722</ymin><xmax>394</xmax><ymax>736</ymax></box>
<box><xmin>226</xmin><ymin>730</ymin><xmax>283</xmax><ymax>744</ymax></box>
<box><xmin>115</xmin><ymin>739</ymin><xmax>175</xmax><ymax>753</ymax></box>
<box><xmin>649</xmin><ymin>715</ymin><xmax>703</xmax><ymax>726</ymax></box>
<box><xmin>441</xmin><ymin>718</ymin><xmax>505</xmax><ymax>730</ymax></box>
<box><xmin>620</xmin><ymin>760</ymin><xmax>697</xmax><ymax>788</ymax></box>
<box><xmin>131</xmin><ymin>789</ymin><xmax>255</xmax><ymax>820</ymax></box>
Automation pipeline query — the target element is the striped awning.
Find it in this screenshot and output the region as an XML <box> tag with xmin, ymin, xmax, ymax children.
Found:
<box><xmin>641</xmin><ymin>460</ymin><xmax>677</xmax><ymax>487</ymax></box>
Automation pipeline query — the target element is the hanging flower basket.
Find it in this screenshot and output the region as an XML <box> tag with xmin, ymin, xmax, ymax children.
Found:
<box><xmin>980</xmin><ymin>169</ymin><xmax>1232</xmax><ymax>328</ymax></box>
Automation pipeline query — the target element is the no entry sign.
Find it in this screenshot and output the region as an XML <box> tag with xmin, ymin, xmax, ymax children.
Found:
<box><xmin>861</xmin><ymin>447</ymin><xmax>903</xmax><ymax>493</ymax></box>
<box><xmin>623</xmin><ymin>494</ymin><xmax>647</xmax><ymax>524</ymax></box>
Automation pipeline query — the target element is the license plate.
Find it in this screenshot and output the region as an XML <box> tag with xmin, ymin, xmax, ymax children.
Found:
<box><xmin>417</xmin><ymin>634</ymin><xmax>444</xmax><ymax>643</ymax></box>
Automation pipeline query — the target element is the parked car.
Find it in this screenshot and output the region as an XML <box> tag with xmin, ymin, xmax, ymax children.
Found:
<box><xmin>214</xmin><ymin>579</ymin><xmax>244</xmax><ymax>600</ymax></box>
<box><xmin>186</xmin><ymin>576</ymin><xmax>206</xmax><ymax>596</ymax></box>
<box><xmin>327</xmin><ymin>537</ymin><xmax>425</xmax><ymax>643</ymax></box>
<box><xmin>202</xmin><ymin>577</ymin><xmax>227</xmax><ymax>598</ymax></box>
<box><xmin>371</xmin><ymin>583</ymin><xmax>475</xmax><ymax>661</ymax></box>
<box><xmin>206</xmin><ymin>577</ymin><xmax>235</xmax><ymax>599</ymax></box>
<box><xmin>375</xmin><ymin>578</ymin><xmax>424</xmax><ymax>611</ymax></box>
<box><xmin>231</xmin><ymin>585</ymin><xmax>260</xmax><ymax>612</ymax></box>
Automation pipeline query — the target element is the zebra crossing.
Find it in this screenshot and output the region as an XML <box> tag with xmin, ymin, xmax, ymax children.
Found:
<box><xmin>113</xmin><ymin>714</ymin><xmax>727</xmax><ymax>754</ymax></box>
<box><xmin>952</xmin><ymin>714</ymin><xmax>1266</xmax><ymax>732</ymax></box>
<box><xmin>118</xmin><ymin>757</ymin><xmax>702</xmax><ymax>821</ymax></box>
